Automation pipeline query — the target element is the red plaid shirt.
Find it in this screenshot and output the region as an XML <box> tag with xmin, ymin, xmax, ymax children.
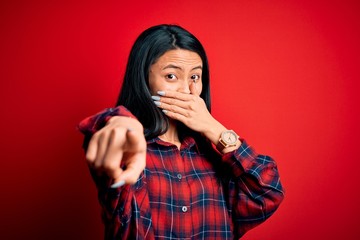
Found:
<box><xmin>79</xmin><ymin>106</ymin><xmax>284</xmax><ymax>239</ymax></box>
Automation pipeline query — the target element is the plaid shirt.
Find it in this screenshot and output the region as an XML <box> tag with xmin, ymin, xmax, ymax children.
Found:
<box><xmin>79</xmin><ymin>106</ymin><xmax>284</xmax><ymax>239</ymax></box>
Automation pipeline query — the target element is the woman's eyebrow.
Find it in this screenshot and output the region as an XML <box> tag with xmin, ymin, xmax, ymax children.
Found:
<box><xmin>192</xmin><ymin>65</ymin><xmax>202</xmax><ymax>71</ymax></box>
<box><xmin>162</xmin><ymin>64</ymin><xmax>182</xmax><ymax>70</ymax></box>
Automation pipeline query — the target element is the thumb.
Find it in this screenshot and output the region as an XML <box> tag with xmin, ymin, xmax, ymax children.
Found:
<box><xmin>110</xmin><ymin>128</ymin><xmax>146</xmax><ymax>188</ymax></box>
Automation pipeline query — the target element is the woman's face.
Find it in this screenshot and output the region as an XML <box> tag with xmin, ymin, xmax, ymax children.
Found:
<box><xmin>148</xmin><ymin>49</ymin><xmax>203</xmax><ymax>96</ymax></box>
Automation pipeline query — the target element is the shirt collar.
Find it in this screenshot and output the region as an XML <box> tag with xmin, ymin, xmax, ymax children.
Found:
<box><xmin>147</xmin><ymin>136</ymin><xmax>200</xmax><ymax>153</ymax></box>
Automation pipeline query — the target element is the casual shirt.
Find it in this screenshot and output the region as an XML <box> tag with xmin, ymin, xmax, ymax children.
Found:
<box><xmin>78</xmin><ymin>106</ymin><xmax>284</xmax><ymax>239</ymax></box>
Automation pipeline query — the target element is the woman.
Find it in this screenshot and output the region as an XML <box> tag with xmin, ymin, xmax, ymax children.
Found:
<box><xmin>79</xmin><ymin>24</ymin><xmax>284</xmax><ymax>239</ymax></box>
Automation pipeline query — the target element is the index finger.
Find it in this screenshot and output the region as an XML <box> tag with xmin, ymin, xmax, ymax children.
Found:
<box><xmin>124</xmin><ymin>128</ymin><xmax>147</xmax><ymax>152</ymax></box>
<box><xmin>86</xmin><ymin>132</ymin><xmax>100</xmax><ymax>162</ymax></box>
<box><xmin>157</xmin><ymin>90</ymin><xmax>193</xmax><ymax>101</ymax></box>
<box><xmin>111</xmin><ymin>129</ymin><xmax>146</xmax><ymax>186</ymax></box>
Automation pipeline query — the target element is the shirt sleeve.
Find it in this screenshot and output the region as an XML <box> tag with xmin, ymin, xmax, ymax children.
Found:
<box><xmin>77</xmin><ymin>106</ymin><xmax>136</xmax><ymax>205</ymax></box>
<box><xmin>78</xmin><ymin>106</ymin><xmax>136</xmax><ymax>151</ymax></box>
<box><xmin>78</xmin><ymin>107</ymin><xmax>129</xmax><ymax>217</ymax></box>
<box><xmin>77</xmin><ymin>107</ymin><xmax>153</xmax><ymax>238</ymax></box>
<box><xmin>221</xmin><ymin>140</ymin><xmax>285</xmax><ymax>238</ymax></box>
<box><xmin>78</xmin><ymin>106</ymin><xmax>136</xmax><ymax>136</ymax></box>
<box><xmin>77</xmin><ymin>105</ymin><xmax>138</xmax><ymax>187</ymax></box>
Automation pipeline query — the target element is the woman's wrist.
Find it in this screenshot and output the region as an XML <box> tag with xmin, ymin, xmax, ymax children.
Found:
<box><xmin>220</xmin><ymin>139</ymin><xmax>242</xmax><ymax>154</ymax></box>
<box><xmin>201</xmin><ymin>117</ymin><xmax>227</xmax><ymax>145</ymax></box>
<box><xmin>201</xmin><ymin>117</ymin><xmax>242</xmax><ymax>154</ymax></box>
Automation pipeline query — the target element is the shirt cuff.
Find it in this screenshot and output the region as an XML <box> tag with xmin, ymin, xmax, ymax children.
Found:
<box><xmin>221</xmin><ymin>139</ymin><xmax>258</xmax><ymax>178</ymax></box>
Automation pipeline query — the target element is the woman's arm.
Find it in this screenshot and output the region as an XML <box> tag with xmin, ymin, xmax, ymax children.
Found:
<box><xmin>78</xmin><ymin>107</ymin><xmax>153</xmax><ymax>239</ymax></box>
<box><xmin>221</xmin><ymin>140</ymin><xmax>285</xmax><ymax>238</ymax></box>
<box><xmin>78</xmin><ymin>106</ymin><xmax>146</xmax><ymax>187</ymax></box>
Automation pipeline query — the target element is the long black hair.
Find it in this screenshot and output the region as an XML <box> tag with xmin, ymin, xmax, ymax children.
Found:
<box><xmin>116</xmin><ymin>24</ymin><xmax>211</xmax><ymax>140</ymax></box>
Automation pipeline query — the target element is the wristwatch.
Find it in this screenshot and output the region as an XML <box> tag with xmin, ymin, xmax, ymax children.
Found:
<box><xmin>216</xmin><ymin>130</ymin><xmax>239</xmax><ymax>152</ymax></box>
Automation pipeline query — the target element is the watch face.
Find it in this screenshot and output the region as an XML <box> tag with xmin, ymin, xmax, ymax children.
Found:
<box><xmin>221</xmin><ymin>130</ymin><xmax>238</xmax><ymax>145</ymax></box>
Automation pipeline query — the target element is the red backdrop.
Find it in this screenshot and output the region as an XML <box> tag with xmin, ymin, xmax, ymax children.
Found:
<box><xmin>1</xmin><ymin>0</ymin><xmax>359</xmax><ymax>239</ymax></box>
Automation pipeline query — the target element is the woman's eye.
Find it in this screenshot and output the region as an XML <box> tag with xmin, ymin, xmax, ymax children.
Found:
<box><xmin>166</xmin><ymin>74</ymin><xmax>177</xmax><ymax>80</ymax></box>
<box><xmin>191</xmin><ymin>75</ymin><xmax>200</xmax><ymax>82</ymax></box>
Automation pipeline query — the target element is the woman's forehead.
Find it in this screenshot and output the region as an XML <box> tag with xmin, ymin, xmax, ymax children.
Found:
<box><xmin>154</xmin><ymin>49</ymin><xmax>202</xmax><ymax>70</ymax></box>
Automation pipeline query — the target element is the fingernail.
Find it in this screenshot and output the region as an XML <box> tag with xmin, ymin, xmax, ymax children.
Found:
<box><xmin>127</xmin><ymin>128</ymin><xmax>134</xmax><ymax>132</ymax></box>
<box><xmin>157</xmin><ymin>91</ymin><xmax>165</xmax><ymax>96</ymax></box>
<box><xmin>110</xmin><ymin>180</ymin><xmax>125</xmax><ymax>188</ymax></box>
<box><xmin>162</xmin><ymin>110</ymin><xmax>168</xmax><ymax>114</ymax></box>
<box><xmin>151</xmin><ymin>96</ymin><xmax>160</xmax><ymax>101</ymax></box>
<box><xmin>154</xmin><ymin>101</ymin><xmax>161</xmax><ymax>106</ymax></box>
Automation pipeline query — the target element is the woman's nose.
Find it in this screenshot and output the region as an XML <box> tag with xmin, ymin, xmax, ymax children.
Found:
<box><xmin>178</xmin><ymin>79</ymin><xmax>191</xmax><ymax>94</ymax></box>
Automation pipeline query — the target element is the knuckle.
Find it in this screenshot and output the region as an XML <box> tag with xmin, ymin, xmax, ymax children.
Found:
<box><xmin>85</xmin><ymin>154</ymin><xmax>94</xmax><ymax>162</ymax></box>
<box><xmin>175</xmin><ymin>93</ymin><xmax>182</xmax><ymax>100</ymax></box>
<box><xmin>91</xmin><ymin>131</ymin><xmax>101</xmax><ymax>140</ymax></box>
<box><xmin>168</xmin><ymin>98</ymin><xmax>175</xmax><ymax>104</ymax></box>
<box><xmin>170</xmin><ymin>112</ymin><xmax>178</xmax><ymax>119</ymax></box>
<box><xmin>86</xmin><ymin>159</ymin><xmax>95</xmax><ymax>168</ymax></box>
<box><xmin>110</xmin><ymin>126</ymin><xmax>123</xmax><ymax>135</ymax></box>
<box><xmin>170</xmin><ymin>105</ymin><xmax>176</xmax><ymax>112</ymax></box>
<box><xmin>93</xmin><ymin>160</ymin><xmax>103</xmax><ymax>169</ymax></box>
<box><xmin>103</xmin><ymin>159</ymin><xmax>117</xmax><ymax>171</ymax></box>
<box><xmin>110</xmin><ymin>127</ymin><xmax>126</xmax><ymax>142</ymax></box>
<box><xmin>166</xmin><ymin>111</ymin><xmax>173</xmax><ymax>118</ymax></box>
<box><xmin>109</xmin><ymin>128</ymin><xmax>118</xmax><ymax>140</ymax></box>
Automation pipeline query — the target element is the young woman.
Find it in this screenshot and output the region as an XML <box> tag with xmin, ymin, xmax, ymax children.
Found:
<box><xmin>79</xmin><ymin>24</ymin><xmax>284</xmax><ymax>239</ymax></box>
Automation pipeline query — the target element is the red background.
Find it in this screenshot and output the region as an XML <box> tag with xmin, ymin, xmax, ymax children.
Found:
<box><xmin>1</xmin><ymin>0</ymin><xmax>359</xmax><ymax>239</ymax></box>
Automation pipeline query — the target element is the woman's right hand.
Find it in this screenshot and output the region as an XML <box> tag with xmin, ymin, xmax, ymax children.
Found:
<box><xmin>85</xmin><ymin>116</ymin><xmax>146</xmax><ymax>188</ymax></box>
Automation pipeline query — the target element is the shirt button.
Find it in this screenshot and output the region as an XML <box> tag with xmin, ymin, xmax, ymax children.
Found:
<box><xmin>177</xmin><ymin>174</ymin><xmax>182</xmax><ymax>180</ymax></box>
<box><xmin>182</xmin><ymin>206</ymin><xmax>188</xmax><ymax>212</ymax></box>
